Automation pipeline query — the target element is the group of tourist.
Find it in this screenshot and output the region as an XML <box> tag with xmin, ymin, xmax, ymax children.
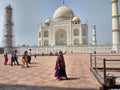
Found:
<box><xmin>3</xmin><ymin>49</ymin><xmax>32</xmax><ymax>68</ymax></box>
<box><xmin>4</xmin><ymin>50</ymin><xmax>68</xmax><ymax>80</ymax></box>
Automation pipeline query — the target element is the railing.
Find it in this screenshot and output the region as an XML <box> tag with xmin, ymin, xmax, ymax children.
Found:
<box><xmin>90</xmin><ymin>51</ymin><xmax>120</xmax><ymax>90</ymax></box>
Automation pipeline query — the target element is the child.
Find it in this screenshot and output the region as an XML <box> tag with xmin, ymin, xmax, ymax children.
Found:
<box><xmin>54</xmin><ymin>59</ymin><xmax>60</xmax><ymax>79</ymax></box>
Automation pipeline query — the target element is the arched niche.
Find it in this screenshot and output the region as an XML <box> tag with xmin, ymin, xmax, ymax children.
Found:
<box><xmin>55</xmin><ymin>29</ymin><xmax>67</xmax><ymax>45</ymax></box>
<box><xmin>74</xmin><ymin>38</ymin><xmax>79</xmax><ymax>45</ymax></box>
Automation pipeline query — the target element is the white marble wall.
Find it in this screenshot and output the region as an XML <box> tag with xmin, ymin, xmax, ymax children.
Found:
<box><xmin>38</xmin><ymin>19</ymin><xmax>88</xmax><ymax>47</ymax></box>
<box><xmin>4</xmin><ymin>45</ymin><xmax>113</xmax><ymax>54</ymax></box>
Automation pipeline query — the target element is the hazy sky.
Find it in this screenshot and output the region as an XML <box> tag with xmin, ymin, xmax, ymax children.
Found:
<box><xmin>0</xmin><ymin>0</ymin><xmax>120</xmax><ymax>46</ymax></box>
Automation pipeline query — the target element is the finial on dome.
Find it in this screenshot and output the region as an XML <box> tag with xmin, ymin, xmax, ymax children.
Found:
<box><xmin>85</xmin><ymin>19</ymin><xmax>88</xmax><ymax>24</ymax></box>
<box><xmin>62</xmin><ymin>0</ymin><xmax>65</xmax><ymax>5</ymax></box>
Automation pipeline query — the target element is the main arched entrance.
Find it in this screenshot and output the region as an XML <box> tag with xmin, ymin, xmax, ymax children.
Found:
<box><xmin>55</xmin><ymin>29</ymin><xmax>67</xmax><ymax>45</ymax></box>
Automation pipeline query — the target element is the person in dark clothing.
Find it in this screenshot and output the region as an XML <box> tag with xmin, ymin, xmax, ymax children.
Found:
<box><xmin>11</xmin><ymin>50</ymin><xmax>20</xmax><ymax>66</ymax></box>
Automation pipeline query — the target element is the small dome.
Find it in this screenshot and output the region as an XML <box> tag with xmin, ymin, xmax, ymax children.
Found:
<box><xmin>72</xmin><ymin>16</ymin><xmax>80</xmax><ymax>22</ymax></box>
<box><xmin>53</xmin><ymin>5</ymin><xmax>74</xmax><ymax>21</ymax></box>
<box><xmin>44</xmin><ymin>18</ymin><xmax>51</xmax><ymax>26</ymax></box>
<box><xmin>72</xmin><ymin>16</ymin><xmax>80</xmax><ymax>24</ymax></box>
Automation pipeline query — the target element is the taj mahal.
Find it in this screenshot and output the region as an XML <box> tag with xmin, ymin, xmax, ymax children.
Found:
<box><xmin>3</xmin><ymin>0</ymin><xmax>120</xmax><ymax>54</ymax></box>
<box><xmin>38</xmin><ymin>3</ymin><xmax>88</xmax><ymax>46</ymax></box>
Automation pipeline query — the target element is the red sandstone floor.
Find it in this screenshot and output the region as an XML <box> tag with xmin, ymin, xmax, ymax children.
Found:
<box><xmin>0</xmin><ymin>54</ymin><xmax>101</xmax><ymax>90</ymax></box>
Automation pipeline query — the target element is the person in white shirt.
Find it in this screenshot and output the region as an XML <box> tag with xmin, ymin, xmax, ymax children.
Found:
<box><xmin>27</xmin><ymin>49</ymin><xmax>32</xmax><ymax>64</ymax></box>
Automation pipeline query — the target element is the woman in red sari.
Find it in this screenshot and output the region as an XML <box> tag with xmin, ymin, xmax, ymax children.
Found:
<box><xmin>55</xmin><ymin>51</ymin><xmax>68</xmax><ymax>80</ymax></box>
<box><xmin>4</xmin><ymin>52</ymin><xmax>8</xmax><ymax>65</ymax></box>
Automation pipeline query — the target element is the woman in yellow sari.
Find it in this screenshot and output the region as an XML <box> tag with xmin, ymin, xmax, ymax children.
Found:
<box><xmin>21</xmin><ymin>51</ymin><xmax>29</xmax><ymax>68</ymax></box>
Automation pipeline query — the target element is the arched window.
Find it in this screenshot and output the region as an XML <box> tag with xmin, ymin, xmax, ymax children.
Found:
<box><xmin>44</xmin><ymin>40</ymin><xmax>49</xmax><ymax>46</ymax></box>
<box><xmin>44</xmin><ymin>31</ymin><xmax>49</xmax><ymax>37</ymax></box>
<box><xmin>74</xmin><ymin>29</ymin><xmax>79</xmax><ymax>36</ymax></box>
<box><xmin>83</xmin><ymin>29</ymin><xmax>86</xmax><ymax>36</ymax></box>
<box><xmin>74</xmin><ymin>38</ymin><xmax>79</xmax><ymax>45</ymax></box>
<box><xmin>83</xmin><ymin>38</ymin><xmax>87</xmax><ymax>44</ymax></box>
<box><xmin>39</xmin><ymin>41</ymin><xmax>41</xmax><ymax>46</ymax></box>
<box><xmin>39</xmin><ymin>32</ymin><xmax>41</xmax><ymax>38</ymax></box>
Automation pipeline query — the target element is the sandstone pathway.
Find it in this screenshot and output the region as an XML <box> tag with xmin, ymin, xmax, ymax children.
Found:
<box><xmin>0</xmin><ymin>54</ymin><xmax>101</xmax><ymax>90</ymax></box>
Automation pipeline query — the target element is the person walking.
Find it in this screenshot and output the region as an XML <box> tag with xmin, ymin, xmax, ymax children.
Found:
<box><xmin>28</xmin><ymin>49</ymin><xmax>32</xmax><ymax>64</ymax></box>
<box><xmin>21</xmin><ymin>51</ymin><xmax>29</xmax><ymax>68</ymax></box>
<box><xmin>11</xmin><ymin>50</ymin><xmax>20</xmax><ymax>66</ymax></box>
<box><xmin>4</xmin><ymin>52</ymin><xmax>8</xmax><ymax>65</ymax></box>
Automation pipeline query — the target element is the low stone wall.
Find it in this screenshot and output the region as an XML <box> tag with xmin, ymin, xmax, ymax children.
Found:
<box><xmin>4</xmin><ymin>45</ymin><xmax>112</xmax><ymax>54</ymax></box>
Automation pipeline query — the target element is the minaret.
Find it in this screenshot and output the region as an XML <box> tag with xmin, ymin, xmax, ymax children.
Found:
<box><xmin>92</xmin><ymin>25</ymin><xmax>97</xmax><ymax>45</ymax></box>
<box><xmin>111</xmin><ymin>0</ymin><xmax>120</xmax><ymax>51</ymax></box>
<box><xmin>4</xmin><ymin>4</ymin><xmax>13</xmax><ymax>48</ymax></box>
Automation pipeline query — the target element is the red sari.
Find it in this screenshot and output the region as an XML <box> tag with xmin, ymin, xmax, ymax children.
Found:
<box><xmin>57</xmin><ymin>53</ymin><xmax>68</xmax><ymax>80</ymax></box>
<box><xmin>4</xmin><ymin>53</ymin><xmax>8</xmax><ymax>65</ymax></box>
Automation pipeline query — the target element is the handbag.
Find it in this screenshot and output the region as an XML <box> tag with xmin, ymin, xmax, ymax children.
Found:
<box><xmin>105</xmin><ymin>73</ymin><xmax>116</xmax><ymax>87</ymax></box>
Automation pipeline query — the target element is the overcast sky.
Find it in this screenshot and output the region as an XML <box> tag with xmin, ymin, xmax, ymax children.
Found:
<box><xmin>0</xmin><ymin>0</ymin><xmax>120</xmax><ymax>46</ymax></box>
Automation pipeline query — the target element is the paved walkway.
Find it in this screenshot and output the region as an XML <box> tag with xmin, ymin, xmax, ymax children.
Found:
<box><xmin>0</xmin><ymin>54</ymin><xmax>101</xmax><ymax>90</ymax></box>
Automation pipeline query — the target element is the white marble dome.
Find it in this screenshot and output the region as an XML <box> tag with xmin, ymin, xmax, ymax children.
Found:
<box><xmin>53</xmin><ymin>5</ymin><xmax>74</xmax><ymax>21</ymax></box>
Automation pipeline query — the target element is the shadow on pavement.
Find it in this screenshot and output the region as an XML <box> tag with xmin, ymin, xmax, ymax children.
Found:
<box><xmin>67</xmin><ymin>77</ymin><xmax>80</xmax><ymax>80</ymax></box>
<box><xmin>0</xmin><ymin>84</ymin><xmax>98</xmax><ymax>90</ymax></box>
<box><xmin>58</xmin><ymin>77</ymin><xmax>80</xmax><ymax>81</ymax></box>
